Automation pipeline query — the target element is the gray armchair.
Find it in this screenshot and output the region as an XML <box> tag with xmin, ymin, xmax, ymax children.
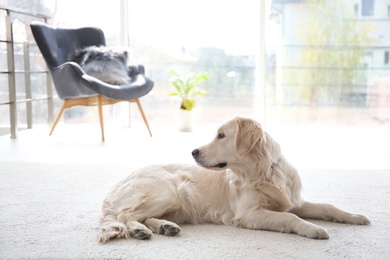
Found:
<box><xmin>30</xmin><ymin>21</ymin><xmax>154</xmax><ymax>141</ymax></box>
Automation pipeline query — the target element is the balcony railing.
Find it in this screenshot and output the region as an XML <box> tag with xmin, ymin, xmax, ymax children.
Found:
<box><xmin>0</xmin><ymin>4</ymin><xmax>52</xmax><ymax>138</ymax></box>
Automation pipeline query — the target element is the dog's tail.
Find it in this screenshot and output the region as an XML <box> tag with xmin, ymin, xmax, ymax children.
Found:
<box><xmin>98</xmin><ymin>201</ymin><xmax>129</xmax><ymax>243</ymax></box>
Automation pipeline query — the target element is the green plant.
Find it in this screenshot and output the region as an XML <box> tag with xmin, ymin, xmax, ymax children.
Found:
<box><xmin>168</xmin><ymin>69</ymin><xmax>210</xmax><ymax>111</ymax></box>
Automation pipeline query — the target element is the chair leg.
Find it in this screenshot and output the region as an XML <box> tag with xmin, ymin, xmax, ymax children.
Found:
<box><xmin>135</xmin><ymin>99</ymin><xmax>152</xmax><ymax>137</ymax></box>
<box><xmin>97</xmin><ymin>96</ymin><xmax>105</xmax><ymax>142</ymax></box>
<box><xmin>49</xmin><ymin>101</ymin><xmax>68</xmax><ymax>136</ymax></box>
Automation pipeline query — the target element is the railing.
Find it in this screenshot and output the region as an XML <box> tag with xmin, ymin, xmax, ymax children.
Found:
<box><xmin>0</xmin><ymin>5</ymin><xmax>52</xmax><ymax>139</ymax></box>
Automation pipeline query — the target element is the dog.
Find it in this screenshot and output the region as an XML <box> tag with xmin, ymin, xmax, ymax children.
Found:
<box><xmin>98</xmin><ymin>117</ymin><xmax>370</xmax><ymax>243</ymax></box>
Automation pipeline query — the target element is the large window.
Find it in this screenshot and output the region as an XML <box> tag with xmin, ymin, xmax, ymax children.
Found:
<box><xmin>1</xmin><ymin>0</ymin><xmax>389</xmax><ymax>133</ymax></box>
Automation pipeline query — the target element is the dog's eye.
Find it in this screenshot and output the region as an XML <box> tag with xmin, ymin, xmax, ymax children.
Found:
<box><xmin>217</xmin><ymin>133</ymin><xmax>226</xmax><ymax>139</ymax></box>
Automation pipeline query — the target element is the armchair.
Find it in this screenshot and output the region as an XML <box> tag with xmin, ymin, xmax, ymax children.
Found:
<box><xmin>30</xmin><ymin>21</ymin><xmax>154</xmax><ymax>141</ymax></box>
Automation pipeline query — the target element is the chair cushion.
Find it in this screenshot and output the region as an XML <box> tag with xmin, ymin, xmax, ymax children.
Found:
<box><xmin>71</xmin><ymin>46</ymin><xmax>131</xmax><ymax>85</ymax></box>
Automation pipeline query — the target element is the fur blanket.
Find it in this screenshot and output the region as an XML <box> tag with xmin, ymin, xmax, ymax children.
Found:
<box><xmin>71</xmin><ymin>46</ymin><xmax>131</xmax><ymax>85</ymax></box>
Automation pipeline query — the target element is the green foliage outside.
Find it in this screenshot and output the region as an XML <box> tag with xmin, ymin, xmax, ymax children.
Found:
<box><xmin>286</xmin><ymin>0</ymin><xmax>375</xmax><ymax>105</ymax></box>
<box><xmin>168</xmin><ymin>69</ymin><xmax>210</xmax><ymax>111</ymax></box>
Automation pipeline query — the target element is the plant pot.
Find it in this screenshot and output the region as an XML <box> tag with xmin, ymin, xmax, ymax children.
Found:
<box><xmin>175</xmin><ymin>109</ymin><xmax>195</xmax><ymax>132</ymax></box>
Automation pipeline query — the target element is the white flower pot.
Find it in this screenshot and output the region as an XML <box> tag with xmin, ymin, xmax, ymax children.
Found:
<box><xmin>175</xmin><ymin>109</ymin><xmax>195</xmax><ymax>132</ymax></box>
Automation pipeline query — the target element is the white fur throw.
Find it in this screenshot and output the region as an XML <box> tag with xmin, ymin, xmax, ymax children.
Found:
<box><xmin>71</xmin><ymin>46</ymin><xmax>130</xmax><ymax>85</ymax></box>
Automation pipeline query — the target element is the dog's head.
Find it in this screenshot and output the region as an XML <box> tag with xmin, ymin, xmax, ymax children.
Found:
<box><xmin>192</xmin><ymin>117</ymin><xmax>281</xmax><ymax>175</ymax></box>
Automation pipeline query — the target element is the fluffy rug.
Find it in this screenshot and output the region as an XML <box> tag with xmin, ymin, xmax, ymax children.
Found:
<box><xmin>0</xmin><ymin>162</ymin><xmax>389</xmax><ymax>259</ymax></box>
<box><xmin>71</xmin><ymin>46</ymin><xmax>131</xmax><ymax>85</ymax></box>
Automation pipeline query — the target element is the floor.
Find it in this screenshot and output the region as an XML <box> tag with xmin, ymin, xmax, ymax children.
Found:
<box><xmin>1</xmin><ymin>120</ymin><xmax>390</xmax><ymax>170</ymax></box>
<box><xmin>1</xmin><ymin>121</ymin><xmax>389</xmax><ymax>259</ymax></box>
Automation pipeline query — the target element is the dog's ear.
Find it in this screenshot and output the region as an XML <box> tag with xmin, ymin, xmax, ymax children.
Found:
<box><xmin>235</xmin><ymin>118</ymin><xmax>263</xmax><ymax>156</ymax></box>
<box><xmin>234</xmin><ymin>118</ymin><xmax>281</xmax><ymax>162</ymax></box>
<box><xmin>264</xmin><ymin>132</ymin><xmax>281</xmax><ymax>163</ymax></box>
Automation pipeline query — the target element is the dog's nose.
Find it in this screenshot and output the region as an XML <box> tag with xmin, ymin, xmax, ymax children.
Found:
<box><xmin>192</xmin><ymin>149</ymin><xmax>199</xmax><ymax>158</ymax></box>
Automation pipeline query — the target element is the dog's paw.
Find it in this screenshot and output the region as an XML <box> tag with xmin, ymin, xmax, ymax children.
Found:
<box><xmin>159</xmin><ymin>223</ymin><xmax>181</xmax><ymax>236</ymax></box>
<box><xmin>347</xmin><ymin>214</ymin><xmax>371</xmax><ymax>225</ymax></box>
<box><xmin>98</xmin><ymin>229</ymin><xmax>122</xmax><ymax>244</ymax></box>
<box><xmin>129</xmin><ymin>227</ymin><xmax>152</xmax><ymax>240</ymax></box>
<box><xmin>98</xmin><ymin>224</ymin><xmax>129</xmax><ymax>243</ymax></box>
<box><xmin>300</xmin><ymin>225</ymin><xmax>329</xmax><ymax>239</ymax></box>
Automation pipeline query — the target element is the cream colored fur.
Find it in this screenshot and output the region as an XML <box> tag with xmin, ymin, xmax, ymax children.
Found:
<box><xmin>98</xmin><ymin>117</ymin><xmax>370</xmax><ymax>243</ymax></box>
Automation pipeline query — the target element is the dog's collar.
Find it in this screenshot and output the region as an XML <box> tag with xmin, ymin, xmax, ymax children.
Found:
<box><xmin>270</xmin><ymin>158</ymin><xmax>281</xmax><ymax>176</ymax></box>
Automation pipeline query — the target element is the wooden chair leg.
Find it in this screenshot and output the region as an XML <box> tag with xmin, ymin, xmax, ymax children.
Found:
<box><xmin>97</xmin><ymin>96</ymin><xmax>105</xmax><ymax>142</ymax></box>
<box><xmin>49</xmin><ymin>101</ymin><xmax>68</xmax><ymax>136</ymax></box>
<box><xmin>135</xmin><ymin>99</ymin><xmax>152</xmax><ymax>137</ymax></box>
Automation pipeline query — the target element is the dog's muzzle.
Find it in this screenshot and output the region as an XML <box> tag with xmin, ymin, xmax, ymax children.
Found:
<box><xmin>191</xmin><ymin>149</ymin><xmax>227</xmax><ymax>168</ymax></box>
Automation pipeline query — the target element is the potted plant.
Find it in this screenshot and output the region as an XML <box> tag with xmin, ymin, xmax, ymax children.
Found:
<box><xmin>168</xmin><ymin>69</ymin><xmax>210</xmax><ymax>131</ymax></box>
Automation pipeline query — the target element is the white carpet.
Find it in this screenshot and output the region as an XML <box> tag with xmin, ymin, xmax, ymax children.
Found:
<box><xmin>0</xmin><ymin>162</ymin><xmax>389</xmax><ymax>260</ymax></box>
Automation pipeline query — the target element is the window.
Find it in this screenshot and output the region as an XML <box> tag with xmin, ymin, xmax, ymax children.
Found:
<box><xmin>127</xmin><ymin>0</ymin><xmax>260</xmax><ymax>125</ymax></box>
<box><xmin>361</xmin><ymin>0</ymin><xmax>374</xmax><ymax>16</ymax></box>
<box><xmin>268</xmin><ymin>0</ymin><xmax>389</xmax><ymax>126</ymax></box>
<box><xmin>2</xmin><ymin>0</ymin><xmax>389</xmax><ymax>132</ymax></box>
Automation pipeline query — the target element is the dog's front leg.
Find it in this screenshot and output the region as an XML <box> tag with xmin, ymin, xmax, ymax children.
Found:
<box><xmin>289</xmin><ymin>201</ymin><xmax>370</xmax><ymax>225</ymax></box>
<box><xmin>234</xmin><ymin>209</ymin><xmax>329</xmax><ymax>239</ymax></box>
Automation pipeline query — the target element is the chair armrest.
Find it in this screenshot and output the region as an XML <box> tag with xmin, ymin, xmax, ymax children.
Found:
<box><xmin>82</xmin><ymin>73</ymin><xmax>154</xmax><ymax>100</ymax></box>
<box><xmin>50</xmin><ymin>62</ymin><xmax>97</xmax><ymax>99</ymax></box>
<box><xmin>57</xmin><ymin>61</ymin><xmax>86</xmax><ymax>75</ymax></box>
<box><xmin>51</xmin><ymin>61</ymin><xmax>153</xmax><ymax>100</ymax></box>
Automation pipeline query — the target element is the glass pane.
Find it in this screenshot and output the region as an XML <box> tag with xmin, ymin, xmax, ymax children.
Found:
<box><xmin>0</xmin><ymin>74</ymin><xmax>8</xmax><ymax>104</ymax></box>
<box><xmin>0</xmin><ymin>104</ymin><xmax>10</xmax><ymax>133</ymax></box>
<box><xmin>0</xmin><ymin>10</ymin><xmax>9</xmax><ymax>128</ymax></box>
<box><xmin>128</xmin><ymin>0</ymin><xmax>259</xmax><ymax>125</ymax></box>
<box><xmin>266</xmin><ymin>0</ymin><xmax>390</xmax><ymax>126</ymax></box>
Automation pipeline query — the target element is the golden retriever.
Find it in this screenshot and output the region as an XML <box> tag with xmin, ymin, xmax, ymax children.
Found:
<box><xmin>98</xmin><ymin>117</ymin><xmax>370</xmax><ymax>243</ymax></box>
